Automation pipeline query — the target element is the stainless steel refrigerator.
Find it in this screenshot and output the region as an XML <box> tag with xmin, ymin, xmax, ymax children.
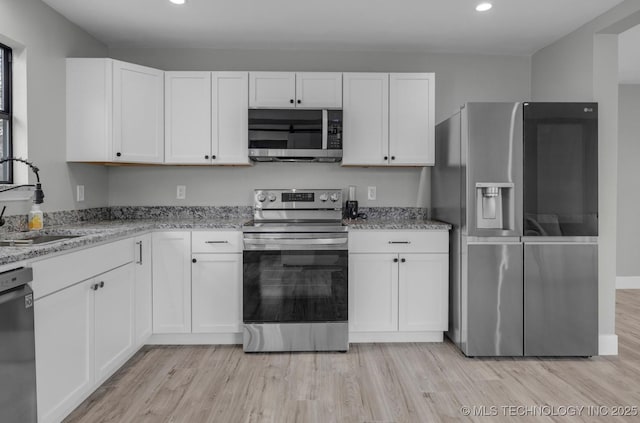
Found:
<box><xmin>432</xmin><ymin>102</ymin><xmax>598</xmax><ymax>357</ymax></box>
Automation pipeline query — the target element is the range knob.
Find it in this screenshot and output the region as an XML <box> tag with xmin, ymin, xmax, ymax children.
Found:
<box><xmin>268</xmin><ymin>194</ymin><xmax>277</xmax><ymax>202</ymax></box>
<box><xmin>319</xmin><ymin>193</ymin><xmax>329</xmax><ymax>202</ymax></box>
<box><xmin>330</xmin><ymin>193</ymin><xmax>340</xmax><ymax>202</ymax></box>
<box><xmin>257</xmin><ymin>193</ymin><xmax>267</xmax><ymax>202</ymax></box>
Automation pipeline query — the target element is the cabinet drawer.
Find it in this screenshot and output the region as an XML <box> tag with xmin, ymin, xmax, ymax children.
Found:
<box><xmin>192</xmin><ymin>231</ymin><xmax>242</xmax><ymax>253</ymax></box>
<box><xmin>32</xmin><ymin>239</ymin><xmax>134</xmax><ymax>300</ymax></box>
<box><xmin>349</xmin><ymin>230</ymin><xmax>448</xmax><ymax>253</ymax></box>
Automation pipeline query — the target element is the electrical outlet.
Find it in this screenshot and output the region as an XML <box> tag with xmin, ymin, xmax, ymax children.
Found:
<box><xmin>176</xmin><ymin>185</ymin><xmax>186</xmax><ymax>200</ymax></box>
<box><xmin>76</xmin><ymin>185</ymin><xmax>85</xmax><ymax>202</ymax></box>
<box><xmin>367</xmin><ymin>186</ymin><xmax>377</xmax><ymax>201</ymax></box>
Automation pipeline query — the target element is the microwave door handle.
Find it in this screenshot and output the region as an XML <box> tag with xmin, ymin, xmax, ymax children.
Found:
<box><xmin>322</xmin><ymin>109</ymin><xmax>328</xmax><ymax>150</ymax></box>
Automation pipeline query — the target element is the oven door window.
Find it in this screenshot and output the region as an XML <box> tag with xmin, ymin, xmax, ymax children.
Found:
<box><xmin>248</xmin><ymin>109</ymin><xmax>323</xmax><ymax>150</ymax></box>
<box><xmin>243</xmin><ymin>250</ymin><xmax>348</xmax><ymax>323</ymax></box>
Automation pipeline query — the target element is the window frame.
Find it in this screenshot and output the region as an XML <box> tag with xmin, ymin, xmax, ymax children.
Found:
<box><xmin>0</xmin><ymin>42</ymin><xmax>13</xmax><ymax>184</ymax></box>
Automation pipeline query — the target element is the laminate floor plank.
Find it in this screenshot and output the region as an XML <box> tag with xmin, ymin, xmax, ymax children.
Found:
<box><xmin>65</xmin><ymin>290</ymin><xmax>640</xmax><ymax>423</ymax></box>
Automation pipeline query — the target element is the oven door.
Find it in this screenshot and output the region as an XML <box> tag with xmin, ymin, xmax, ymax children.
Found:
<box><xmin>242</xmin><ymin>233</ymin><xmax>348</xmax><ymax>324</ymax></box>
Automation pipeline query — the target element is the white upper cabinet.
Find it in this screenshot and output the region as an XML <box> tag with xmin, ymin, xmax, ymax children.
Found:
<box><xmin>342</xmin><ymin>72</ymin><xmax>435</xmax><ymax>167</ymax></box>
<box><xmin>67</xmin><ymin>58</ymin><xmax>164</xmax><ymax>163</ymax></box>
<box><xmin>249</xmin><ymin>72</ymin><xmax>296</xmax><ymax>108</ymax></box>
<box><xmin>389</xmin><ymin>73</ymin><xmax>435</xmax><ymax>166</ymax></box>
<box><xmin>295</xmin><ymin>72</ymin><xmax>342</xmax><ymax>109</ymax></box>
<box><xmin>342</xmin><ymin>73</ymin><xmax>389</xmax><ymax>166</ymax></box>
<box><xmin>249</xmin><ymin>72</ymin><xmax>342</xmax><ymax>109</ymax></box>
<box><xmin>113</xmin><ymin>61</ymin><xmax>165</xmax><ymax>163</ymax></box>
<box><xmin>165</xmin><ymin>72</ymin><xmax>212</xmax><ymax>164</ymax></box>
<box><xmin>212</xmin><ymin>72</ymin><xmax>250</xmax><ymax>165</ymax></box>
<box><xmin>164</xmin><ymin>71</ymin><xmax>249</xmax><ymax>165</ymax></box>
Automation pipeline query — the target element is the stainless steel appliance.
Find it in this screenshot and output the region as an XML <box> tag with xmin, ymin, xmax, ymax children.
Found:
<box><xmin>432</xmin><ymin>102</ymin><xmax>598</xmax><ymax>357</ymax></box>
<box><xmin>242</xmin><ymin>189</ymin><xmax>348</xmax><ymax>352</ymax></box>
<box><xmin>248</xmin><ymin>109</ymin><xmax>343</xmax><ymax>162</ymax></box>
<box><xmin>0</xmin><ymin>266</ymin><xmax>37</xmax><ymax>422</ymax></box>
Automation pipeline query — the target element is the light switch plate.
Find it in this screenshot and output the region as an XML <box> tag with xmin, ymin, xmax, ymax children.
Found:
<box><xmin>76</xmin><ymin>185</ymin><xmax>85</xmax><ymax>202</ymax></box>
<box><xmin>176</xmin><ymin>185</ymin><xmax>186</xmax><ymax>200</ymax></box>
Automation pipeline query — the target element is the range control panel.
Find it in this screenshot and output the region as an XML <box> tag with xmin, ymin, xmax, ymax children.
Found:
<box><xmin>254</xmin><ymin>189</ymin><xmax>342</xmax><ymax>209</ymax></box>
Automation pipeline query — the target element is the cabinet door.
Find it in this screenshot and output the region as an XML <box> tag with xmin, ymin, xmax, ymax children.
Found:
<box><xmin>165</xmin><ymin>72</ymin><xmax>212</xmax><ymax>164</ymax></box>
<box><xmin>192</xmin><ymin>253</ymin><xmax>242</xmax><ymax>333</ymax></box>
<box><xmin>389</xmin><ymin>73</ymin><xmax>435</xmax><ymax>166</ymax></box>
<box><xmin>35</xmin><ymin>280</ymin><xmax>94</xmax><ymax>423</ymax></box>
<box><xmin>134</xmin><ymin>234</ymin><xmax>152</xmax><ymax>346</ymax></box>
<box><xmin>94</xmin><ymin>264</ymin><xmax>135</xmax><ymax>384</ymax></box>
<box><xmin>212</xmin><ymin>72</ymin><xmax>250</xmax><ymax>165</ymax></box>
<box><xmin>295</xmin><ymin>72</ymin><xmax>342</xmax><ymax>108</ymax></box>
<box><xmin>113</xmin><ymin>60</ymin><xmax>164</xmax><ymax>163</ymax></box>
<box><xmin>349</xmin><ymin>253</ymin><xmax>398</xmax><ymax>332</ymax></box>
<box><xmin>152</xmin><ymin>232</ymin><xmax>191</xmax><ymax>333</ymax></box>
<box><xmin>249</xmin><ymin>72</ymin><xmax>296</xmax><ymax>108</ymax></box>
<box><xmin>398</xmin><ymin>253</ymin><xmax>448</xmax><ymax>332</ymax></box>
<box><xmin>342</xmin><ymin>73</ymin><xmax>389</xmax><ymax>166</ymax></box>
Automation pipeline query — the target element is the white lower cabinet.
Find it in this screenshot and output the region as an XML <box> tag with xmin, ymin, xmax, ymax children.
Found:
<box><xmin>35</xmin><ymin>279</ymin><xmax>93</xmax><ymax>423</ymax></box>
<box><xmin>191</xmin><ymin>253</ymin><xmax>242</xmax><ymax>333</ymax></box>
<box><xmin>348</xmin><ymin>230</ymin><xmax>449</xmax><ymax>342</ymax></box>
<box><xmin>34</xmin><ymin>261</ymin><xmax>136</xmax><ymax>423</ymax></box>
<box><xmin>152</xmin><ymin>231</ymin><xmax>192</xmax><ymax>333</ymax></box>
<box><xmin>349</xmin><ymin>253</ymin><xmax>398</xmax><ymax>332</ymax></box>
<box><xmin>398</xmin><ymin>253</ymin><xmax>448</xmax><ymax>332</ymax></box>
<box><xmin>134</xmin><ymin>234</ymin><xmax>152</xmax><ymax>346</ymax></box>
<box><xmin>94</xmin><ymin>264</ymin><xmax>136</xmax><ymax>384</ymax></box>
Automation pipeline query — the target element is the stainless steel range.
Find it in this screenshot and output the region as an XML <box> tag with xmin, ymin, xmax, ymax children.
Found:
<box><xmin>242</xmin><ymin>189</ymin><xmax>348</xmax><ymax>352</ymax></box>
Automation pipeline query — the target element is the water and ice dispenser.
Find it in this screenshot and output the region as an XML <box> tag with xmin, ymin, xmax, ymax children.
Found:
<box><xmin>475</xmin><ymin>182</ymin><xmax>515</xmax><ymax>230</ymax></box>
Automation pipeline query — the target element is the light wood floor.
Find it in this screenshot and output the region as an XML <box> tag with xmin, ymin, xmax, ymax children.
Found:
<box><xmin>65</xmin><ymin>290</ymin><xmax>640</xmax><ymax>423</ymax></box>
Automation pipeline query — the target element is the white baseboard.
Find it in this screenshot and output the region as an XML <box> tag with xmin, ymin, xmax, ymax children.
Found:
<box><xmin>349</xmin><ymin>331</ymin><xmax>444</xmax><ymax>343</ymax></box>
<box><xmin>147</xmin><ymin>333</ymin><xmax>242</xmax><ymax>345</ymax></box>
<box><xmin>598</xmin><ymin>334</ymin><xmax>618</xmax><ymax>355</ymax></box>
<box><xmin>616</xmin><ymin>276</ymin><xmax>640</xmax><ymax>289</ymax></box>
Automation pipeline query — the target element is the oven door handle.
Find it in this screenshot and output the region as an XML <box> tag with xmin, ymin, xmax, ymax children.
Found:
<box><xmin>243</xmin><ymin>236</ymin><xmax>348</xmax><ymax>250</ymax></box>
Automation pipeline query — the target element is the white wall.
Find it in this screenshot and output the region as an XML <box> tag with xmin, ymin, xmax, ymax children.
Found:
<box><xmin>530</xmin><ymin>0</ymin><xmax>640</xmax><ymax>352</ymax></box>
<box><xmin>107</xmin><ymin>48</ymin><xmax>531</xmax><ymax>207</ymax></box>
<box><xmin>0</xmin><ymin>0</ymin><xmax>108</xmax><ymax>215</ymax></box>
<box><xmin>617</xmin><ymin>84</ymin><xmax>640</xmax><ymax>276</ymax></box>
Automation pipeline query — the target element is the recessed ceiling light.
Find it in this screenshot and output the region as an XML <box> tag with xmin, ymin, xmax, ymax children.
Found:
<box><xmin>476</xmin><ymin>2</ymin><xmax>493</xmax><ymax>12</ymax></box>
<box><xmin>169</xmin><ymin>0</ymin><xmax>186</xmax><ymax>5</ymax></box>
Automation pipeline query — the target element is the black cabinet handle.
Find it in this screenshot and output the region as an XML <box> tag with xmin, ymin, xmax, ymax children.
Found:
<box><xmin>290</xmin><ymin>99</ymin><xmax>294</xmax><ymax>104</ymax></box>
<box><xmin>401</xmin><ymin>258</ymin><xmax>406</xmax><ymax>263</ymax></box>
<box><xmin>99</xmin><ymin>281</ymin><xmax>105</xmax><ymax>288</ymax></box>
<box><xmin>91</xmin><ymin>284</ymin><xmax>99</xmax><ymax>291</ymax></box>
<box><xmin>205</xmin><ymin>155</ymin><xmax>209</xmax><ymax>159</ymax></box>
<box><xmin>391</xmin><ymin>156</ymin><xmax>396</xmax><ymax>160</ymax></box>
<box><xmin>384</xmin><ymin>156</ymin><xmax>388</xmax><ymax>160</ymax></box>
<box><xmin>393</xmin><ymin>258</ymin><xmax>399</xmax><ymax>263</ymax></box>
<box><xmin>116</xmin><ymin>152</ymin><xmax>122</xmax><ymax>157</ymax></box>
<box><xmin>136</xmin><ymin>241</ymin><xmax>143</xmax><ymax>264</ymax></box>
<box><xmin>297</xmin><ymin>99</ymin><xmax>301</xmax><ymax>104</ymax></box>
<box><xmin>192</xmin><ymin>258</ymin><xmax>197</xmax><ymax>263</ymax></box>
<box><xmin>212</xmin><ymin>155</ymin><xmax>216</xmax><ymax>160</ymax></box>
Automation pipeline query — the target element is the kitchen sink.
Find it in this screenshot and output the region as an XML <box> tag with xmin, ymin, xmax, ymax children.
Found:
<box><xmin>0</xmin><ymin>234</ymin><xmax>82</xmax><ymax>247</ymax></box>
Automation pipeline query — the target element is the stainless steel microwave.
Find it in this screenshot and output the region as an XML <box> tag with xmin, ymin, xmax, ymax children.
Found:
<box><xmin>248</xmin><ymin>109</ymin><xmax>343</xmax><ymax>162</ymax></box>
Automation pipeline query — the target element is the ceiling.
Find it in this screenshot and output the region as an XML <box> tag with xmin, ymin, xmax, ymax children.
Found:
<box><xmin>619</xmin><ymin>24</ymin><xmax>640</xmax><ymax>84</ymax></box>
<box><xmin>42</xmin><ymin>0</ymin><xmax>625</xmax><ymax>55</ymax></box>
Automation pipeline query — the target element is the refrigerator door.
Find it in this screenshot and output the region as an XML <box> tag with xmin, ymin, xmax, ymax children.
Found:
<box><xmin>524</xmin><ymin>242</ymin><xmax>598</xmax><ymax>356</ymax></box>
<box><xmin>465</xmin><ymin>102</ymin><xmax>523</xmax><ymax>238</ymax></box>
<box><xmin>465</xmin><ymin>241</ymin><xmax>523</xmax><ymax>356</ymax></box>
<box><xmin>523</xmin><ymin>103</ymin><xmax>598</xmax><ymax>237</ymax></box>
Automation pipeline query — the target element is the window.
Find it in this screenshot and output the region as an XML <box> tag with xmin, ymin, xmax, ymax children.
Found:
<box><xmin>0</xmin><ymin>43</ymin><xmax>12</xmax><ymax>183</ymax></box>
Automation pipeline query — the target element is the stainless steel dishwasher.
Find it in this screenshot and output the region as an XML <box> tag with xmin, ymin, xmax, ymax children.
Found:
<box><xmin>0</xmin><ymin>266</ymin><xmax>37</xmax><ymax>423</ymax></box>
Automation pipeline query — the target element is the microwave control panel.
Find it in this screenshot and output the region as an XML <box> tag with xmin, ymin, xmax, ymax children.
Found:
<box><xmin>327</xmin><ymin>110</ymin><xmax>343</xmax><ymax>150</ymax></box>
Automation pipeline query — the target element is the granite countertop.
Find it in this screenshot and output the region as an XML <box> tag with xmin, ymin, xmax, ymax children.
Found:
<box><xmin>344</xmin><ymin>218</ymin><xmax>452</xmax><ymax>230</ymax></box>
<box><xmin>0</xmin><ymin>217</ymin><xmax>451</xmax><ymax>266</ymax></box>
<box><xmin>0</xmin><ymin>218</ymin><xmax>248</xmax><ymax>266</ymax></box>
